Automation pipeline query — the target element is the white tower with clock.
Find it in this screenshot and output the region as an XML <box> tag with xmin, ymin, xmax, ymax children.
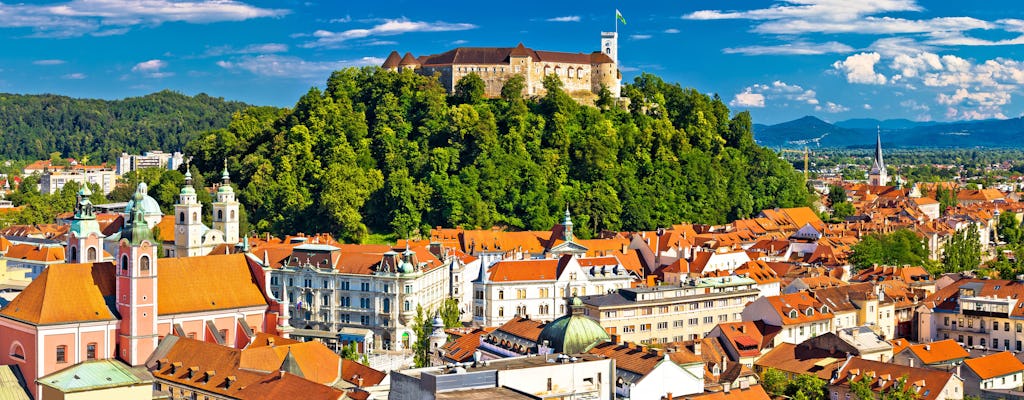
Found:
<box><xmin>174</xmin><ymin>168</ymin><xmax>207</xmax><ymax>257</ymax></box>
<box><xmin>600</xmin><ymin>31</ymin><xmax>618</xmax><ymax>65</ymax></box>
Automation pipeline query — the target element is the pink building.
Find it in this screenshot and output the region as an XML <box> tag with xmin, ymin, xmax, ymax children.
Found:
<box><xmin>0</xmin><ymin>185</ymin><xmax>271</xmax><ymax>398</ymax></box>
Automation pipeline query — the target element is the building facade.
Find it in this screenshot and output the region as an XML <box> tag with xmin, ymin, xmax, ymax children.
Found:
<box><xmin>116</xmin><ymin>151</ymin><xmax>184</xmax><ymax>176</ymax></box>
<box><xmin>580</xmin><ymin>276</ymin><xmax>760</xmax><ymax>344</ymax></box>
<box><xmin>39</xmin><ymin>168</ymin><xmax>116</xmax><ymax>195</ymax></box>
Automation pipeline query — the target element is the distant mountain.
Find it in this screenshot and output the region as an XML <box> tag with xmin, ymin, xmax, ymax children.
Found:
<box><xmin>754</xmin><ymin>115</ymin><xmax>1024</xmax><ymax>148</ymax></box>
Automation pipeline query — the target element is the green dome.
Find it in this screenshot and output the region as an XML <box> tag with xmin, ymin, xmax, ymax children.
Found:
<box><xmin>538</xmin><ymin>298</ymin><xmax>609</xmax><ymax>354</ymax></box>
<box><xmin>399</xmin><ymin>261</ymin><xmax>415</xmax><ymax>274</ymax></box>
<box><xmin>124</xmin><ymin>182</ymin><xmax>163</xmax><ymax>217</ymax></box>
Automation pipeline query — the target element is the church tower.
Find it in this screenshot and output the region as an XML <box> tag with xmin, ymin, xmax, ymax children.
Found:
<box><xmin>563</xmin><ymin>207</ymin><xmax>574</xmax><ymax>243</ymax></box>
<box><xmin>868</xmin><ymin>127</ymin><xmax>888</xmax><ymax>186</ymax></box>
<box><xmin>116</xmin><ymin>183</ymin><xmax>159</xmax><ymax>366</ymax></box>
<box><xmin>600</xmin><ymin>31</ymin><xmax>618</xmax><ymax>66</ymax></box>
<box><xmin>174</xmin><ymin>168</ymin><xmax>205</xmax><ymax>257</ymax></box>
<box><xmin>211</xmin><ymin>160</ymin><xmax>240</xmax><ymax>245</ymax></box>
<box><xmin>67</xmin><ymin>185</ymin><xmax>104</xmax><ymax>263</ymax></box>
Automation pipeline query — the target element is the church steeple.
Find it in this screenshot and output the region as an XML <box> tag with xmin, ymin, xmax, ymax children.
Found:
<box><xmin>67</xmin><ymin>185</ymin><xmax>103</xmax><ymax>263</ymax></box>
<box><xmin>563</xmin><ymin>207</ymin><xmax>574</xmax><ymax>243</ymax></box>
<box><xmin>869</xmin><ymin>126</ymin><xmax>888</xmax><ymax>186</ymax></box>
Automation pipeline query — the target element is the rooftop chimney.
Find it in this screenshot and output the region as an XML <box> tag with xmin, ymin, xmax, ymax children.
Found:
<box><xmin>693</xmin><ymin>341</ymin><xmax>702</xmax><ymax>355</ymax></box>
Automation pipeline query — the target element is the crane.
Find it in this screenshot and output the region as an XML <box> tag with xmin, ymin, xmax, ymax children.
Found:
<box><xmin>779</xmin><ymin>147</ymin><xmax>811</xmax><ymax>181</ymax></box>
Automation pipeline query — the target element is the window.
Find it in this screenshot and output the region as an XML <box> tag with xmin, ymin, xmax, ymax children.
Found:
<box><xmin>87</xmin><ymin>343</ymin><xmax>97</xmax><ymax>360</ymax></box>
<box><xmin>994</xmin><ymin>321</ymin><xmax>999</xmax><ymax>330</ymax></box>
<box><xmin>404</xmin><ymin>300</ymin><xmax>411</xmax><ymax>312</ymax></box>
<box><xmin>192</xmin><ymin>212</ymin><xmax>198</xmax><ymax>222</ymax></box>
<box><xmin>404</xmin><ymin>285</ymin><xmax>412</xmax><ymax>294</ymax></box>
<box><xmin>322</xmin><ymin>280</ymin><xmax>329</xmax><ymax>289</ymax></box>
<box><xmin>1006</xmin><ymin>322</ymin><xmax>1011</xmax><ymax>331</ymax></box>
<box><xmin>383</xmin><ymin>298</ymin><xmax>390</xmax><ymax>313</ymax></box>
<box><xmin>703</xmin><ymin>316</ymin><xmax>713</xmax><ymax>324</ymax></box>
<box><xmin>657</xmin><ymin>322</ymin><xmax>668</xmax><ymax>330</ymax></box>
<box><xmin>121</xmin><ymin>255</ymin><xmax>129</xmax><ymax>272</ymax></box>
<box><xmin>498</xmin><ymin>290</ymin><xmax>504</xmax><ymax>300</ymax></box>
<box><xmin>498</xmin><ymin>307</ymin><xmax>504</xmax><ymax>318</ymax></box>
<box><xmin>475</xmin><ymin>290</ymin><xmax>484</xmax><ymax>300</ymax></box>
<box><xmin>179</xmin><ymin>212</ymin><xmax>185</xmax><ymax>223</ymax></box>
<box><xmin>218</xmin><ymin>210</ymin><xmax>223</xmax><ymax>220</ymax></box>
<box><xmin>622</xmin><ymin>325</ymin><xmax>635</xmax><ymax>333</ymax></box>
<box><xmin>981</xmin><ymin>338</ymin><xmax>987</xmax><ymax>347</ymax></box>
<box><xmin>605</xmin><ymin>311</ymin><xmax>617</xmax><ymax>318</ymax></box>
<box><xmin>219</xmin><ymin>329</ymin><xmax>228</xmax><ymax>341</ymax></box>
<box><xmin>361</xmin><ymin>282</ymin><xmax>371</xmax><ymax>291</ymax></box>
<box><xmin>56</xmin><ymin>345</ymin><xmax>67</xmax><ymax>364</ymax></box>
<box><xmin>640</xmin><ymin>324</ymin><xmax>651</xmax><ymax>332</ymax></box>
<box><xmin>9</xmin><ymin>343</ymin><xmax>25</xmax><ymax>360</ymax></box>
<box><xmin>944</xmin><ymin>316</ymin><xmax>950</xmax><ymax>326</ymax></box>
<box><xmin>689</xmin><ymin>318</ymin><xmax>698</xmax><ymax>326</ymax></box>
<box><xmin>87</xmin><ymin>247</ymin><xmax>97</xmax><ymax>262</ymax></box>
<box><xmin>517</xmin><ymin>289</ymin><xmax>526</xmax><ymax>299</ymax></box>
<box><xmin>674</xmin><ymin>320</ymin><xmax>684</xmax><ymax>328</ymax></box>
<box><xmin>540</xmin><ymin>288</ymin><xmax>549</xmax><ymax>298</ymax></box>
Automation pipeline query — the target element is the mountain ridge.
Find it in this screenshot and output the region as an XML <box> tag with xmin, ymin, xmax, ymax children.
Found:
<box><xmin>754</xmin><ymin>115</ymin><xmax>1024</xmax><ymax>148</ymax></box>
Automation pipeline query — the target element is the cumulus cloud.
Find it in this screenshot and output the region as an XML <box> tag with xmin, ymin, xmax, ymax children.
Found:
<box><xmin>890</xmin><ymin>52</ymin><xmax>942</xmax><ymax>79</ymax></box>
<box><xmin>33</xmin><ymin>59</ymin><xmax>65</xmax><ymax>65</ymax></box>
<box><xmin>723</xmin><ymin>41</ymin><xmax>853</xmax><ymax>55</ymax></box>
<box><xmin>832</xmin><ymin>52</ymin><xmax>887</xmax><ymax>84</ymax></box>
<box><xmin>730</xmin><ymin>80</ymin><xmax>822</xmax><ymax>108</ymax></box>
<box><xmin>304</xmin><ymin>18</ymin><xmax>477</xmax><ymax>48</ymax></box>
<box><xmin>546</xmin><ymin>16</ymin><xmax>580</xmax><ymax>22</ymax></box>
<box><xmin>0</xmin><ymin>0</ymin><xmax>287</xmax><ymax>37</ymax></box>
<box><xmin>217</xmin><ymin>54</ymin><xmax>383</xmax><ymax>79</ymax></box>
<box><xmin>730</xmin><ymin>91</ymin><xmax>765</xmax><ymax>108</ymax></box>
<box><xmin>131</xmin><ymin>59</ymin><xmax>172</xmax><ymax>78</ymax></box>
<box><xmin>816</xmin><ymin>101</ymin><xmax>849</xmax><ymax>113</ymax></box>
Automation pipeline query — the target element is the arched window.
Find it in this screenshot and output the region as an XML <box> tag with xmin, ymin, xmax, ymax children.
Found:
<box><xmin>69</xmin><ymin>246</ymin><xmax>77</xmax><ymax>262</ymax></box>
<box><xmin>498</xmin><ymin>307</ymin><xmax>504</xmax><ymax>317</ymax></box>
<box><xmin>544</xmin><ymin>65</ymin><xmax>550</xmax><ymax>76</ymax></box>
<box><xmin>87</xmin><ymin>247</ymin><xmax>97</xmax><ymax>262</ymax></box>
<box><xmin>192</xmin><ymin>212</ymin><xmax>198</xmax><ymax>222</ymax></box>
<box><xmin>554</xmin><ymin>66</ymin><xmax>561</xmax><ymax>77</ymax></box>
<box><xmin>789</xmin><ymin>310</ymin><xmax>798</xmax><ymax>319</ymax></box>
<box><xmin>140</xmin><ymin>255</ymin><xmax>151</xmax><ymax>273</ymax></box>
<box><xmin>121</xmin><ymin>255</ymin><xmax>129</xmax><ymax>272</ymax></box>
<box><xmin>178</xmin><ymin>212</ymin><xmax>184</xmax><ymax>223</ymax></box>
<box><xmin>9</xmin><ymin>342</ymin><xmax>25</xmax><ymax>361</ymax></box>
<box><xmin>498</xmin><ymin>290</ymin><xmax>504</xmax><ymax>300</ymax></box>
<box><xmin>230</xmin><ymin>210</ymin><xmax>235</xmax><ymax>221</ymax></box>
<box><xmin>217</xmin><ymin>210</ymin><xmax>223</xmax><ymax>220</ymax></box>
<box><xmin>404</xmin><ymin>300</ymin><xmax>411</xmax><ymax>311</ymax></box>
<box><xmin>383</xmin><ymin>298</ymin><xmax>391</xmax><ymax>313</ymax></box>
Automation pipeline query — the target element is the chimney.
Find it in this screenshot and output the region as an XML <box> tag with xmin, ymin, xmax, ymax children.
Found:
<box><xmin>693</xmin><ymin>341</ymin><xmax>702</xmax><ymax>355</ymax></box>
<box><xmin>204</xmin><ymin>371</ymin><xmax>216</xmax><ymax>383</ymax></box>
<box><xmin>667</xmin><ymin>392</ymin><xmax>673</xmax><ymax>400</ymax></box>
<box><xmin>722</xmin><ymin>355</ymin><xmax>728</xmax><ymax>372</ymax></box>
<box><xmin>358</xmin><ymin>377</ymin><xmax>365</xmax><ymax>387</ymax></box>
<box><xmin>225</xmin><ymin>376</ymin><xmax>237</xmax><ymax>388</ymax></box>
<box><xmin>724</xmin><ymin>382</ymin><xmax>732</xmax><ymax>393</ymax></box>
<box><xmin>909</xmin><ymin>358</ymin><xmax>914</xmax><ymax>367</ymax></box>
<box><xmin>611</xmin><ymin>334</ymin><xmax>620</xmax><ymax>345</ymax></box>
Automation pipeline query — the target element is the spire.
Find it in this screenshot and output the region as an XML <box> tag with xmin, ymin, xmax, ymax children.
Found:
<box><xmin>123</xmin><ymin>183</ymin><xmax>154</xmax><ymax>245</ymax></box>
<box><xmin>221</xmin><ymin>159</ymin><xmax>230</xmax><ymax>184</ymax></box>
<box><xmin>563</xmin><ymin>206</ymin><xmax>574</xmax><ymax>243</ymax></box>
<box><xmin>874</xmin><ymin>125</ymin><xmax>884</xmax><ymax>172</ymax></box>
<box><xmin>278</xmin><ymin>348</ymin><xmax>303</xmax><ymax>377</ymax></box>
<box><xmin>184</xmin><ymin>158</ymin><xmax>193</xmax><ymax>187</ymax></box>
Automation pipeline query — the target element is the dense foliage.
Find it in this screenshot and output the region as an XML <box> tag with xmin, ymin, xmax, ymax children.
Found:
<box><xmin>0</xmin><ymin>90</ymin><xmax>251</xmax><ymax>162</ymax></box>
<box><xmin>849</xmin><ymin>229</ymin><xmax>930</xmax><ymax>269</ymax></box>
<box><xmin>942</xmin><ymin>224</ymin><xmax>982</xmax><ymax>273</ymax></box>
<box><xmin>185</xmin><ymin>69</ymin><xmax>810</xmax><ymax>241</ymax></box>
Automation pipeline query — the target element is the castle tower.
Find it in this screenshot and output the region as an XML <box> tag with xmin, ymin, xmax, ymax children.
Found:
<box><xmin>212</xmin><ymin>160</ymin><xmax>240</xmax><ymax>245</ymax></box>
<box><xmin>428</xmin><ymin>315</ymin><xmax>447</xmax><ymax>356</ymax></box>
<box><xmin>174</xmin><ymin>168</ymin><xmax>205</xmax><ymax>257</ymax></box>
<box><xmin>600</xmin><ymin>31</ymin><xmax>618</xmax><ymax>66</ymax></box>
<box><xmin>868</xmin><ymin>127</ymin><xmax>888</xmax><ymax>186</ymax></box>
<box><xmin>67</xmin><ymin>185</ymin><xmax>104</xmax><ymax>263</ymax></box>
<box><xmin>116</xmin><ymin>184</ymin><xmax>159</xmax><ymax>366</ymax></box>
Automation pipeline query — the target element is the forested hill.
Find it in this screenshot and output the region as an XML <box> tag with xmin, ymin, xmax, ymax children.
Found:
<box><xmin>0</xmin><ymin>90</ymin><xmax>252</xmax><ymax>162</ymax></box>
<box><xmin>186</xmin><ymin>69</ymin><xmax>811</xmax><ymax>241</ymax></box>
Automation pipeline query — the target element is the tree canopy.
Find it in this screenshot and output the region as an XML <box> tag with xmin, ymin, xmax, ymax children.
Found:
<box><xmin>184</xmin><ymin>68</ymin><xmax>811</xmax><ymax>241</ymax></box>
<box><xmin>850</xmin><ymin>229</ymin><xmax>930</xmax><ymax>269</ymax></box>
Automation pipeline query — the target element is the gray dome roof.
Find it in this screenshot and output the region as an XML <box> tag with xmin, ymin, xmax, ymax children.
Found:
<box><xmin>124</xmin><ymin>182</ymin><xmax>163</xmax><ymax>217</ymax></box>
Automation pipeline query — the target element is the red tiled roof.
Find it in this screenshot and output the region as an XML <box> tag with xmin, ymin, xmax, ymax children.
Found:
<box><xmin>834</xmin><ymin>357</ymin><xmax>954</xmax><ymax>400</ymax></box>
<box><xmin>964</xmin><ymin>351</ymin><xmax>1024</xmax><ymax>380</ymax></box>
<box><xmin>0</xmin><ymin>262</ymin><xmax>116</xmax><ymax>325</ymax></box>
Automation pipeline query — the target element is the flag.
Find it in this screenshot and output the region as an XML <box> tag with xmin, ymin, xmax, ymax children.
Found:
<box><xmin>616</xmin><ymin>9</ymin><xmax>627</xmax><ymax>25</ymax></box>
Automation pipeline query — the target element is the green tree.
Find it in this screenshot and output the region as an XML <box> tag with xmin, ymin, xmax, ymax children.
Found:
<box><xmin>833</xmin><ymin>202</ymin><xmax>855</xmax><ymax>220</ymax></box>
<box><xmin>998</xmin><ymin>211</ymin><xmax>1022</xmax><ymax>245</ymax></box>
<box><xmin>942</xmin><ymin>224</ymin><xmax>982</xmax><ymax>273</ymax></box>
<box><xmin>785</xmin><ymin>374</ymin><xmax>827</xmax><ymax>400</ymax></box>
<box><xmin>340</xmin><ymin>342</ymin><xmax>361</xmax><ymax>362</ymax></box>
<box><xmin>439</xmin><ymin>298</ymin><xmax>461</xmax><ymax>328</ymax></box>
<box><xmin>828</xmin><ymin>184</ymin><xmax>847</xmax><ymax>206</ymax></box>
<box><xmin>881</xmin><ymin>377</ymin><xmax>917</xmax><ymax>400</ymax></box>
<box><xmin>850</xmin><ymin>375</ymin><xmax>875</xmax><ymax>400</ymax></box>
<box><xmin>453</xmin><ymin>73</ymin><xmax>485</xmax><ymax>105</ymax></box>
<box><xmin>410</xmin><ymin>304</ymin><xmax>433</xmax><ymax>368</ymax></box>
<box><xmin>850</xmin><ymin>229</ymin><xmax>930</xmax><ymax>269</ymax></box>
<box><xmin>760</xmin><ymin>368</ymin><xmax>787</xmax><ymax>397</ymax></box>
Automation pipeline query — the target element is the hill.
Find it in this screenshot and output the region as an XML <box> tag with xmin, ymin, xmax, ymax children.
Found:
<box><xmin>0</xmin><ymin>90</ymin><xmax>254</xmax><ymax>162</ymax></box>
<box><xmin>755</xmin><ymin>115</ymin><xmax>1024</xmax><ymax>148</ymax></box>
<box><xmin>184</xmin><ymin>70</ymin><xmax>811</xmax><ymax>241</ymax></box>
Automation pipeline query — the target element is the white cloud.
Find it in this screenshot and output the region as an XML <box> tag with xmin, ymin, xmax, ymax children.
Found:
<box><xmin>0</xmin><ymin>0</ymin><xmax>288</xmax><ymax>37</ymax></box>
<box><xmin>330</xmin><ymin>15</ymin><xmax>351</xmax><ymax>23</ymax></box>
<box><xmin>630</xmin><ymin>34</ymin><xmax>652</xmax><ymax>40</ymax></box>
<box><xmin>730</xmin><ymin>90</ymin><xmax>765</xmax><ymax>108</ymax></box>
<box><xmin>217</xmin><ymin>54</ymin><xmax>384</xmax><ymax>79</ymax></box>
<box><xmin>62</xmin><ymin>72</ymin><xmax>86</xmax><ymax>79</ymax></box>
<box><xmin>891</xmin><ymin>52</ymin><xmax>942</xmax><ymax>78</ymax></box>
<box><xmin>131</xmin><ymin>59</ymin><xmax>172</xmax><ymax>78</ymax></box>
<box><xmin>730</xmin><ymin>80</ymin><xmax>822</xmax><ymax>108</ymax></box>
<box><xmin>815</xmin><ymin>101</ymin><xmax>849</xmax><ymax>113</ymax></box>
<box><xmin>546</xmin><ymin>16</ymin><xmax>580</xmax><ymax>22</ymax></box>
<box><xmin>832</xmin><ymin>52</ymin><xmax>887</xmax><ymax>84</ymax></box>
<box><xmin>868</xmin><ymin>37</ymin><xmax>936</xmax><ymax>57</ymax></box>
<box><xmin>205</xmin><ymin>43</ymin><xmax>288</xmax><ymax>57</ymax></box>
<box><xmin>723</xmin><ymin>41</ymin><xmax>853</xmax><ymax>55</ymax></box>
<box><xmin>663</xmin><ymin>28</ymin><xmax>680</xmax><ymax>34</ymax></box>
<box><xmin>33</xmin><ymin>59</ymin><xmax>65</xmax><ymax>65</ymax></box>
<box><xmin>304</xmin><ymin>18</ymin><xmax>477</xmax><ymax>48</ymax></box>
<box><xmin>863</xmin><ymin>104</ymin><xmax>872</xmax><ymax>110</ymax></box>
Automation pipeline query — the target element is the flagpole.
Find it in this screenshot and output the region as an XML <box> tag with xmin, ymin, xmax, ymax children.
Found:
<box><xmin>615</xmin><ymin>9</ymin><xmax>618</xmax><ymax>34</ymax></box>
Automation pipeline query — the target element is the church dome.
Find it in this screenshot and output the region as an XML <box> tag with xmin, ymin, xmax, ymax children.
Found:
<box><xmin>124</xmin><ymin>182</ymin><xmax>164</xmax><ymax>217</ymax></box>
<box><xmin>538</xmin><ymin>297</ymin><xmax>609</xmax><ymax>354</ymax></box>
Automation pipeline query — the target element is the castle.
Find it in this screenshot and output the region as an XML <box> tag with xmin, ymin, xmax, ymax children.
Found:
<box><xmin>382</xmin><ymin>32</ymin><xmax>621</xmax><ymax>101</ymax></box>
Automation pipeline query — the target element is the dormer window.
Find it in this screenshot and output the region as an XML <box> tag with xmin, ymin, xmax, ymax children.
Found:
<box><xmin>805</xmin><ymin>307</ymin><xmax>814</xmax><ymax>316</ymax></box>
<box><xmin>789</xmin><ymin>310</ymin><xmax>798</xmax><ymax>318</ymax></box>
<box><xmin>821</xmin><ymin>306</ymin><xmax>830</xmax><ymax>313</ymax></box>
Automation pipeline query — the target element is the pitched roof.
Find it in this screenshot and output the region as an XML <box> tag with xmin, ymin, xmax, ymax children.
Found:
<box><xmin>833</xmin><ymin>357</ymin><xmax>955</xmax><ymax>400</ymax></box>
<box><xmin>587</xmin><ymin>341</ymin><xmax>669</xmax><ymax>376</ymax></box>
<box><xmin>4</xmin><ymin>243</ymin><xmax>65</xmax><ymax>262</ymax></box>
<box><xmin>670</xmin><ymin>384</ymin><xmax>770</xmax><ymax>400</ymax></box>
<box><xmin>754</xmin><ymin>343</ymin><xmax>845</xmax><ymax>380</ymax></box>
<box><xmin>154</xmin><ymin>215</ymin><xmax>176</xmax><ymax>242</ymax></box>
<box><xmin>340</xmin><ymin>359</ymin><xmax>386</xmax><ymax>387</ymax></box>
<box><xmin>442</xmin><ymin>327</ymin><xmax>488</xmax><ymax>362</ymax></box>
<box><xmin>37</xmin><ymin>359</ymin><xmax>152</xmax><ymax>393</ymax></box>
<box><xmin>157</xmin><ymin>254</ymin><xmax>267</xmax><ymax>315</ymax></box>
<box><xmin>963</xmin><ymin>351</ymin><xmax>1024</xmax><ymax>380</ymax></box>
<box><xmin>486</xmin><ymin>257</ymin><xmax>566</xmax><ymax>282</ymax></box>
<box><xmin>762</xmin><ymin>292</ymin><xmax>834</xmax><ymax>325</ymax></box>
<box><xmin>902</xmin><ymin>339</ymin><xmax>968</xmax><ymax>364</ymax></box>
<box><xmin>0</xmin><ymin>365</ymin><xmax>31</xmax><ymax>400</ymax></box>
<box><xmin>0</xmin><ymin>262</ymin><xmax>116</xmax><ymax>325</ymax></box>
<box><xmin>494</xmin><ymin>316</ymin><xmax>546</xmax><ymax>341</ymax></box>
<box><xmin>382</xmin><ymin>51</ymin><xmax>401</xmax><ymax>68</ymax></box>
<box><xmin>239</xmin><ymin>341</ymin><xmax>341</xmax><ymax>385</ymax></box>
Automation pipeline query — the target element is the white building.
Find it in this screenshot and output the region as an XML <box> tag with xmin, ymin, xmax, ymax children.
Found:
<box><xmin>116</xmin><ymin>151</ymin><xmax>184</xmax><ymax>175</ymax></box>
<box><xmin>265</xmin><ymin>243</ymin><xmax>451</xmax><ymax>351</ymax></box>
<box><xmin>472</xmin><ymin>254</ymin><xmax>635</xmax><ymax>327</ymax></box>
<box><xmin>742</xmin><ymin>292</ymin><xmax>834</xmax><ymax>346</ymax></box>
<box><xmin>39</xmin><ymin>168</ymin><xmax>116</xmax><ymax>195</ymax></box>
<box><xmin>168</xmin><ymin>166</ymin><xmax>238</xmax><ymax>257</ymax></box>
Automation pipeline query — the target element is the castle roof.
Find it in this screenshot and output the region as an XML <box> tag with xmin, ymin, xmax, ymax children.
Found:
<box><xmin>382</xmin><ymin>51</ymin><xmax>401</xmax><ymax>68</ymax></box>
<box><xmin>406</xmin><ymin>44</ymin><xmax>616</xmax><ymax>67</ymax></box>
<box><xmin>398</xmin><ymin>52</ymin><xmax>419</xmax><ymax>66</ymax></box>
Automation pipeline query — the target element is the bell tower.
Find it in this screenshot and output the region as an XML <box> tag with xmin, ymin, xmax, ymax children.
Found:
<box><xmin>212</xmin><ymin>160</ymin><xmax>240</xmax><ymax>245</ymax></box>
<box><xmin>67</xmin><ymin>185</ymin><xmax>104</xmax><ymax>263</ymax></box>
<box><xmin>116</xmin><ymin>183</ymin><xmax>159</xmax><ymax>366</ymax></box>
<box><xmin>174</xmin><ymin>166</ymin><xmax>205</xmax><ymax>257</ymax></box>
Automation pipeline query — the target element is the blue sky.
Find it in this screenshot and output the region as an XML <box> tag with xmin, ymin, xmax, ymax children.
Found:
<box><xmin>2</xmin><ymin>1</ymin><xmax>1024</xmax><ymax>124</ymax></box>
